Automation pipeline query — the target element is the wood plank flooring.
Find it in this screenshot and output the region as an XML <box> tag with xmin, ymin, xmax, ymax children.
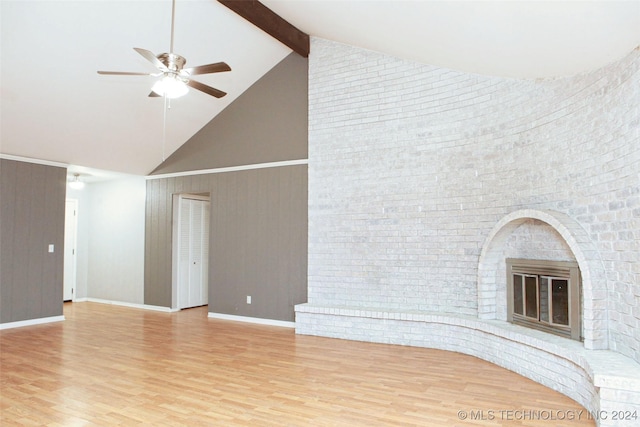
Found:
<box><xmin>1</xmin><ymin>302</ymin><xmax>595</xmax><ymax>426</ymax></box>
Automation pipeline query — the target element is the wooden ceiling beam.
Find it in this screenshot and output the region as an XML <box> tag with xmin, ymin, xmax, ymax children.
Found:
<box><xmin>218</xmin><ymin>0</ymin><xmax>309</xmax><ymax>57</ymax></box>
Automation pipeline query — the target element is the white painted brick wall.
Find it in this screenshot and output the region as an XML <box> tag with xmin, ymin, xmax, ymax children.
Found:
<box><xmin>306</xmin><ymin>38</ymin><xmax>640</xmax><ymax>364</ymax></box>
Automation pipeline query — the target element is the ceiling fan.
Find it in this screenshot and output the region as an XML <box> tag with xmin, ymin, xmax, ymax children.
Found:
<box><xmin>97</xmin><ymin>0</ymin><xmax>230</xmax><ymax>99</ymax></box>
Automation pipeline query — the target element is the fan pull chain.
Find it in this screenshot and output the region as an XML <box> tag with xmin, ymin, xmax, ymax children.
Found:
<box><xmin>162</xmin><ymin>96</ymin><xmax>170</xmax><ymax>162</ymax></box>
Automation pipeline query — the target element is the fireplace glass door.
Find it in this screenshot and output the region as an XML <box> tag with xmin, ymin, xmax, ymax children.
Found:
<box><xmin>507</xmin><ymin>259</ymin><xmax>581</xmax><ymax>341</ymax></box>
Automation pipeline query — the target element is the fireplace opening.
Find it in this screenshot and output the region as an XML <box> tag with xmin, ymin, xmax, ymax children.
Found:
<box><xmin>506</xmin><ymin>258</ymin><xmax>581</xmax><ymax>341</ymax></box>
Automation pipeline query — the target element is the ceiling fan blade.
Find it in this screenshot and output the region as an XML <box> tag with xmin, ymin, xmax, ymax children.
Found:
<box><xmin>133</xmin><ymin>47</ymin><xmax>168</xmax><ymax>71</ymax></box>
<box><xmin>97</xmin><ymin>71</ymin><xmax>154</xmax><ymax>76</ymax></box>
<box><xmin>148</xmin><ymin>91</ymin><xmax>162</xmax><ymax>98</ymax></box>
<box><xmin>186</xmin><ymin>80</ymin><xmax>227</xmax><ymax>98</ymax></box>
<box><xmin>183</xmin><ymin>62</ymin><xmax>231</xmax><ymax>76</ymax></box>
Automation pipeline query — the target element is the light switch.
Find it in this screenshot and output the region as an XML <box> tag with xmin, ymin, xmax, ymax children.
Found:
<box><xmin>48</xmin><ymin>244</ymin><xmax>54</xmax><ymax>253</ymax></box>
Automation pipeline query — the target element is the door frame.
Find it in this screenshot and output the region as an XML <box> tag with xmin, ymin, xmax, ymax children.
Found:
<box><xmin>171</xmin><ymin>193</ymin><xmax>211</xmax><ymax>310</ymax></box>
<box><xmin>63</xmin><ymin>199</ymin><xmax>79</xmax><ymax>301</ymax></box>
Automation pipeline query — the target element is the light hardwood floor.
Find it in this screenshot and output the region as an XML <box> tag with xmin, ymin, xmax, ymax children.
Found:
<box><xmin>1</xmin><ymin>302</ymin><xmax>595</xmax><ymax>426</ymax></box>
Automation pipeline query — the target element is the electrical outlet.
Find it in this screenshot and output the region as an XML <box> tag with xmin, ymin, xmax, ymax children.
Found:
<box><xmin>246</xmin><ymin>295</ymin><xmax>252</xmax><ymax>304</ymax></box>
<box><xmin>48</xmin><ymin>244</ymin><xmax>55</xmax><ymax>253</ymax></box>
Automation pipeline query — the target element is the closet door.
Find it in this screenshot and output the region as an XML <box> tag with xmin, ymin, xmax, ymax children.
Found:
<box><xmin>177</xmin><ymin>196</ymin><xmax>209</xmax><ymax>309</ymax></box>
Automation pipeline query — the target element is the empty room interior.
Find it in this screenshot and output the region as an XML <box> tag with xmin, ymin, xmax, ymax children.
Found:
<box><xmin>1</xmin><ymin>1</ymin><xmax>639</xmax><ymax>426</ymax></box>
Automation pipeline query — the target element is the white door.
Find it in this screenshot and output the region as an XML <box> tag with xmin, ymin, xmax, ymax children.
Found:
<box><xmin>63</xmin><ymin>199</ymin><xmax>78</xmax><ymax>301</ymax></box>
<box><xmin>177</xmin><ymin>196</ymin><xmax>210</xmax><ymax>309</ymax></box>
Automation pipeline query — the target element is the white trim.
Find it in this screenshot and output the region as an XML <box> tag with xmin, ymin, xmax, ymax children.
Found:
<box><xmin>82</xmin><ymin>298</ymin><xmax>180</xmax><ymax>312</ymax></box>
<box><xmin>146</xmin><ymin>159</ymin><xmax>308</xmax><ymax>180</ymax></box>
<box><xmin>180</xmin><ymin>194</ymin><xmax>210</xmax><ymax>201</ymax></box>
<box><xmin>64</xmin><ymin>199</ymin><xmax>79</xmax><ymax>302</ymax></box>
<box><xmin>0</xmin><ymin>315</ymin><xmax>65</xmax><ymax>330</ymax></box>
<box><xmin>0</xmin><ymin>154</ymin><xmax>68</xmax><ymax>168</ymax></box>
<box><xmin>208</xmin><ymin>312</ymin><xmax>295</xmax><ymax>328</ymax></box>
<box><xmin>171</xmin><ymin>194</ymin><xmax>181</xmax><ymax>309</ymax></box>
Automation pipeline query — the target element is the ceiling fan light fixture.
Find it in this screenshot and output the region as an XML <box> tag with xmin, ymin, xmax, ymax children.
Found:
<box><xmin>152</xmin><ymin>74</ymin><xmax>188</xmax><ymax>99</ymax></box>
<box><xmin>97</xmin><ymin>0</ymin><xmax>230</xmax><ymax>99</ymax></box>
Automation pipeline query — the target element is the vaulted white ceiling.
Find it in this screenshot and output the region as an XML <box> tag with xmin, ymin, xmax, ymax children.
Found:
<box><xmin>1</xmin><ymin>0</ymin><xmax>291</xmax><ymax>177</ymax></box>
<box><xmin>265</xmin><ymin>0</ymin><xmax>639</xmax><ymax>78</ymax></box>
<box><xmin>1</xmin><ymin>1</ymin><xmax>638</xmax><ymax>177</ymax></box>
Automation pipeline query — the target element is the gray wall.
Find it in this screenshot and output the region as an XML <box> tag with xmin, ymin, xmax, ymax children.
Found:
<box><xmin>144</xmin><ymin>52</ymin><xmax>308</xmax><ymax>321</ymax></box>
<box><xmin>0</xmin><ymin>159</ymin><xmax>66</xmax><ymax>323</ymax></box>
<box><xmin>211</xmin><ymin>166</ymin><xmax>307</xmax><ymax>321</ymax></box>
<box><xmin>145</xmin><ymin>166</ymin><xmax>307</xmax><ymax>321</ymax></box>
<box><xmin>151</xmin><ymin>52</ymin><xmax>308</xmax><ymax>175</ymax></box>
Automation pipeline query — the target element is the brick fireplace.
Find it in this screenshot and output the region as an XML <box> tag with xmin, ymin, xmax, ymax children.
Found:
<box><xmin>297</xmin><ymin>208</ymin><xmax>640</xmax><ymax>424</ymax></box>
<box><xmin>297</xmin><ymin>38</ymin><xmax>640</xmax><ymax>426</ymax></box>
<box><xmin>477</xmin><ymin>209</ymin><xmax>607</xmax><ymax>350</ymax></box>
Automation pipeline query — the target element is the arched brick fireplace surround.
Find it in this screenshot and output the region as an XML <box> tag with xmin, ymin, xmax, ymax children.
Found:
<box><xmin>477</xmin><ymin>209</ymin><xmax>608</xmax><ymax>350</ymax></box>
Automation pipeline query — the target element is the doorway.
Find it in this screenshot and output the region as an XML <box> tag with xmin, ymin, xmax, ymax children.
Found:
<box><xmin>63</xmin><ymin>199</ymin><xmax>78</xmax><ymax>301</ymax></box>
<box><xmin>172</xmin><ymin>194</ymin><xmax>210</xmax><ymax>310</ymax></box>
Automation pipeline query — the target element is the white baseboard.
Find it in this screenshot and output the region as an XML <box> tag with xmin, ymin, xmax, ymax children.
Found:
<box><xmin>207</xmin><ymin>312</ymin><xmax>295</xmax><ymax>328</ymax></box>
<box><xmin>75</xmin><ymin>300</ymin><xmax>291</xmax><ymax>325</ymax></box>
<box><xmin>81</xmin><ymin>298</ymin><xmax>180</xmax><ymax>313</ymax></box>
<box><xmin>0</xmin><ymin>315</ymin><xmax>65</xmax><ymax>330</ymax></box>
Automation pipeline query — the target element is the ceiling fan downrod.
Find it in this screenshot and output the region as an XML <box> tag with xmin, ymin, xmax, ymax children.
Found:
<box><xmin>169</xmin><ymin>0</ymin><xmax>177</xmax><ymax>54</ymax></box>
